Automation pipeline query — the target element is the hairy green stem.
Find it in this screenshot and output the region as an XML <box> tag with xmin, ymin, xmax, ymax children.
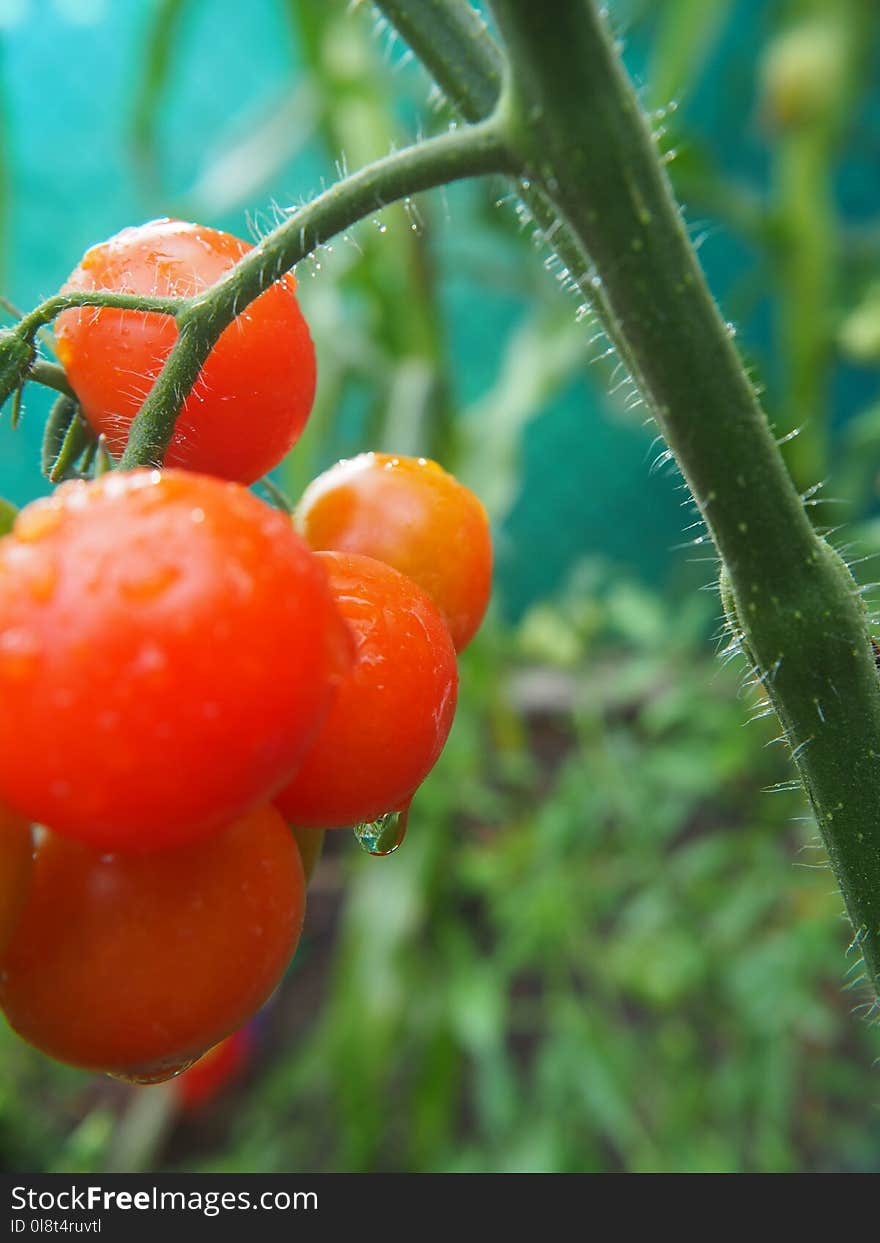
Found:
<box><xmin>375</xmin><ymin>0</ymin><xmax>649</xmax><ymax>407</ymax></box>
<box><xmin>119</xmin><ymin>117</ymin><xmax>512</xmax><ymax>468</ymax></box>
<box><xmin>488</xmin><ymin>0</ymin><xmax>880</xmax><ymax>999</ymax></box>
<box><xmin>16</xmin><ymin>291</ymin><xmax>185</xmax><ymax>341</ymax></box>
<box><xmin>375</xmin><ymin>0</ymin><xmax>502</xmax><ymax>118</ymax></box>
<box><xmin>29</xmin><ymin>359</ymin><xmax>75</xmax><ymax>399</ymax></box>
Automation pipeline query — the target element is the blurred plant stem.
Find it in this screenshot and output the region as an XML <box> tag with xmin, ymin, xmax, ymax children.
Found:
<box><xmin>284</xmin><ymin>3</ymin><xmax>456</xmax><ymax>479</ymax></box>
<box><xmin>760</xmin><ymin>0</ymin><xmax>876</xmax><ymax>491</ymax></box>
<box><xmin>646</xmin><ymin>0</ymin><xmax>733</xmax><ymax>112</ymax></box>
<box><xmin>131</xmin><ymin>0</ymin><xmax>191</xmax><ymax>199</ymax></box>
<box><xmin>106</xmin><ymin>1085</ymin><xmax>176</xmax><ymax>1174</ymax></box>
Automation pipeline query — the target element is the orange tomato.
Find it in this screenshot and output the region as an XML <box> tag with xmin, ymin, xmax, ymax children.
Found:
<box><xmin>296</xmin><ymin>453</ymin><xmax>492</xmax><ymax>651</ymax></box>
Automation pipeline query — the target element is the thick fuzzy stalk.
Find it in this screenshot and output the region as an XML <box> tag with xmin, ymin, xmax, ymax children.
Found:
<box><xmin>487</xmin><ymin>0</ymin><xmax>880</xmax><ymax>1000</ymax></box>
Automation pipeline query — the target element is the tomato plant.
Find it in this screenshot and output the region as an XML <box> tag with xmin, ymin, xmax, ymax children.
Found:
<box><xmin>297</xmin><ymin>453</ymin><xmax>492</xmax><ymax>651</ymax></box>
<box><xmin>0</xmin><ymin>805</ymin><xmax>303</xmax><ymax>1078</ymax></box>
<box><xmin>54</xmin><ymin>219</ymin><xmax>316</xmax><ymax>484</ymax></box>
<box><xmin>275</xmin><ymin>551</ymin><xmax>458</xmax><ymax>829</ymax></box>
<box><xmin>0</xmin><ymin>469</ymin><xmax>351</xmax><ymax>849</ymax></box>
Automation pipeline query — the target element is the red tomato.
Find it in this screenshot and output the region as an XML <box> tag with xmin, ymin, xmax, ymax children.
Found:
<box><xmin>0</xmin><ymin>806</ymin><xmax>302</xmax><ymax>1078</ymax></box>
<box><xmin>274</xmin><ymin>552</ymin><xmax>458</xmax><ymax>828</ymax></box>
<box><xmin>0</xmin><ymin>807</ymin><xmax>32</xmax><ymax>957</ymax></box>
<box><xmin>296</xmin><ymin>453</ymin><xmax>492</xmax><ymax>650</ymax></box>
<box><xmin>54</xmin><ymin>219</ymin><xmax>316</xmax><ymax>484</ymax></box>
<box><xmin>0</xmin><ymin>470</ymin><xmax>350</xmax><ymax>850</ymax></box>
<box><xmin>175</xmin><ymin>1026</ymin><xmax>255</xmax><ymax>1111</ymax></box>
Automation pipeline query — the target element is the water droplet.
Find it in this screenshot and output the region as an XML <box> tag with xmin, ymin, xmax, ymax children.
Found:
<box><xmin>353</xmin><ymin>806</ymin><xmax>409</xmax><ymax>856</ymax></box>
<box><xmin>132</xmin><ymin>641</ymin><xmax>167</xmax><ymax>677</ymax></box>
<box><xmin>109</xmin><ymin>1058</ymin><xmax>198</xmax><ymax>1086</ymax></box>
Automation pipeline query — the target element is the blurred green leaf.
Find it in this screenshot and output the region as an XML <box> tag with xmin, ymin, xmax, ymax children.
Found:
<box><xmin>648</xmin><ymin>0</ymin><xmax>733</xmax><ymax>109</ymax></box>
<box><xmin>131</xmin><ymin>0</ymin><xmax>194</xmax><ymax>192</ymax></box>
<box><xmin>0</xmin><ymin>495</ymin><xmax>16</xmax><ymax>534</ymax></box>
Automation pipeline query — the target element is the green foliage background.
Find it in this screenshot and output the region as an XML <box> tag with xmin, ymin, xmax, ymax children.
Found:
<box><xmin>1</xmin><ymin>0</ymin><xmax>880</xmax><ymax>1173</ymax></box>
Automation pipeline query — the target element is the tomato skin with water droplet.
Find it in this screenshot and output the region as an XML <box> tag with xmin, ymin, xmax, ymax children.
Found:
<box><xmin>0</xmin><ymin>806</ymin><xmax>303</xmax><ymax>1077</ymax></box>
<box><xmin>275</xmin><ymin>552</ymin><xmax>458</xmax><ymax>829</ymax></box>
<box><xmin>54</xmin><ymin>219</ymin><xmax>316</xmax><ymax>485</ymax></box>
<box><xmin>296</xmin><ymin>453</ymin><xmax>492</xmax><ymax>651</ymax></box>
<box><xmin>0</xmin><ymin>806</ymin><xmax>32</xmax><ymax>957</ymax></box>
<box><xmin>0</xmin><ymin>470</ymin><xmax>351</xmax><ymax>850</ymax></box>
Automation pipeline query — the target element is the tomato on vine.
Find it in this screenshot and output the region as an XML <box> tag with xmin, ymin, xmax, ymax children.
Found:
<box><xmin>0</xmin><ymin>806</ymin><xmax>303</xmax><ymax>1078</ymax></box>
<box><xmin>54</xmin><ymin>219</ymin><xmax>316</xmax><ymax>484</ymax></box>
<box><xmin>275</xmin><ymin>551</ymin><xmax>458</xmax><ymax>829</ymax></box>
<box><xmin>296</xmin><ymin>453</ymin><xmax>492</xmax><ymax>651</ymax></box>
<box><xmin>0</xmin><ymin>469</ymin><xmax>351</xmax><ymax>850</ymax></box>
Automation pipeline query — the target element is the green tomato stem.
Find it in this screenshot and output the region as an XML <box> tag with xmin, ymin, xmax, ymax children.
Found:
<box><xmin>118</xmin><ymin>117</ymin><xmax>513</xmax><ymax>469</ymax></box>
<box><xmin>375</xmin><ymin>0</ymin><xmax>648</xmax><ymax>404</ymax></box>
<box><xmin>29</xmin><ymin>359</ymin><xmax>76</xmax><ymax>399</ymax></box>
<box><xmin>488</xmin><ymin>0</ymin><xmax>880</xmax><ymax>1002</ymax></box>
<box><xmin>16</xmin><ymin>291</ymin><xmax>186</xmax><ymax>341</ymax></box>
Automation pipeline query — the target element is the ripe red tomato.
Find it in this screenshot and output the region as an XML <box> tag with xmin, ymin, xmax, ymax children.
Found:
<box><xmin>175</xmin><ymin>1025</ymin><xmax>255</xmax><ymax>1111</ymax></box>
<box><xmin>54</xmin><ymin>219</ymin><xmax>316</xmax><ymax>484</ymax></box>
<box><xmin>274</xmin><ymin>552</ymin><xmax>458</xmax><ymax>829</ymax></box>
<box><xmin>0</xmin><ymin>470</ymin><xmax>350</xmax><ymax>850</ymax></box>
<box><xmin>296</xmin><ymin>453</ymin><xmax>492</xmax><ymax>651</ymax></box>
<box><xmin>0</xmin><ymin>806</ymin><xmax>303</xmax><ymax>1078</ymax></box>
<box><xmin>0</xmin><ymin>807</ymin><xmax>32</xmax><ymax>957</ymax></box>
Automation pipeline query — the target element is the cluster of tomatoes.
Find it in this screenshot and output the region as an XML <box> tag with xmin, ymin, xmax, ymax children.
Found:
<box><xmin>0</xmin><ymin>219</ymin><xmax>491</xmax><ymax>1083</ymax></box>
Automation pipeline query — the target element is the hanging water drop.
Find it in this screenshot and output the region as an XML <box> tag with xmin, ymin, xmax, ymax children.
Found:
<box><xmin>353</xmin><ymin>807</ymin><xmax>409</xmax><ymax>856</ymax></box>
<box><xmin>108</xmin><ymin>1057</ymin><xmax>198</xmax><ymax>1086</ymax></box>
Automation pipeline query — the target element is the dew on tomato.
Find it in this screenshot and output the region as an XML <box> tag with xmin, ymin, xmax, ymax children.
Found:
<box><xmin>275</xmin><ymin>552</ymin><xmax>457</xmax><ymax>829</ymax></box>
<box><xmin>352</xmin><ymin>805</ymin><xmax>410</xmax><ymax>856</ymax></box>
<box><xmin>0</xmin><ymin>469</ymin><xmax>351</xmax><ymax>850</ymax></box>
